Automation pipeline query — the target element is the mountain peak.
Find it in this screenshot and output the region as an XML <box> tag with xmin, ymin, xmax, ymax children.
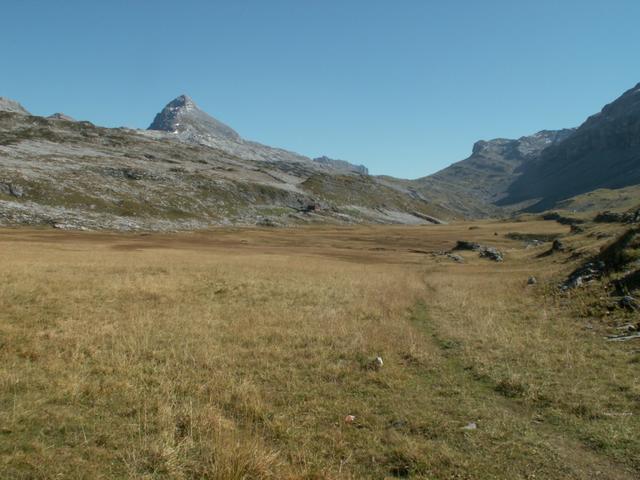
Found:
<box><xmin>0</xmin><ymin>97</ymin><xmax>31</xmax><ymax>115</ymax></box>
<box><xmin>163</xmin><ymin>94</ymin><xmax>196</xmax><ymax>110</ymax></box>
<box><xmin>148</xmin><ymin>95</ymin><xmax>240</xmax><ymax>141</ymax></box>
<box><xmin>174</xmin><ymin>94</ymin><xmax>194</xmax><ymax>104</ymax></box>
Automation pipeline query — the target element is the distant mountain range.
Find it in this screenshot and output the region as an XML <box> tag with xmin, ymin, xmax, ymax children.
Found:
<box><xmin>0</xmin><ymin>82</ymin><xmax>639</xmax><ymax>230</ymax></box>
<box><xmin>417</xmin><ymin>82</ymin><xmax>640</xmax><ymax>214</ymax></box>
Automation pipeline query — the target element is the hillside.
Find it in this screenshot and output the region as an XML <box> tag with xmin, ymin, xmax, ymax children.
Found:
<box><xmin>397</xmin><ymin>129</ymin><xmax>575</xmax><ymax>217</ymax></box>
<box><xmin>2</xmin><ymin>81</ymin><xmax>640</xmax><ymax>229</ymax></box>
<box><xmin>0</xmin><ymin>99</ymin><xmax>451</xmax><ymax>231</ymax></box>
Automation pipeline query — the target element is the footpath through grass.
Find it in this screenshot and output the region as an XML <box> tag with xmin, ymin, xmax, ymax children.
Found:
<box><xmin>0</xmin><ymin>224</ymin><xmax>638</xmax><ymax>479</ymax></box>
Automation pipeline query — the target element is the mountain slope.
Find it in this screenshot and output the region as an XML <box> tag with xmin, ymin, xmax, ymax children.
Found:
<box><xmin>405</xmin><ymin>81</ymin><xmax>640</xmax><ymax>216</ymax></box>
<box><xmin>145</xmin><ymin>95</ymin><xmax>371</xmax><ymax>175</ymax></box>
<box><xmin>424</xmin><ymin>130</ymin><xmax>573</xmax><ymax>201</ymax></box>
<box><xmin>0</xmin><ymin>103</ymin><xmax>450</xmax><ymax>230</ymax></box>
<box><xmin>385</xmin><ymin>129</ymin><xmax>574</xmax><ymax>218</ymax></box>
<box><xmin>500</xmin><ymin>82</ymin><xmax>640</xmax><ymax>211</ymax></box>
<box><xmin>313</xmin><ymin>156</ymin><xmax>369</xmax><ymax>175</ymax></box>
<box><xmin>0</xmin><ymin>97</ymin><xmax>30</xmax><ymax>115</ymax></box>
<box><xmin>149</xmin><ymin>95</ymin><xmax>241</xmax><ymax>141</ymax></box>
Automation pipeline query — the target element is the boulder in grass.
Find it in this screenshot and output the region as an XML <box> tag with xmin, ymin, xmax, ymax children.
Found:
<box><xmin>479</xmin><ymin>246</ymin><xmax>503</xmax><ymax>262</ymax></box>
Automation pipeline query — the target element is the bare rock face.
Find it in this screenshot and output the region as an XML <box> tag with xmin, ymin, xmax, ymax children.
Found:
<box><xmin>146</xmin><ymin>95</ymin><xmax>313</xmax><ymax>165</ymax></box>
<box><xmin>146</xmin><ymin>96</ymin><xmax>372</xmax><ymax>173</ymax></box>
<box><xmin>0</xmin><ymin>97</ymin><xmax>30</xmax><ymax>115</ymax></box>
<box><xmin>149</xmin><ymin>95</ymin><xmax>241</xmax><ymax>141</ymax></box>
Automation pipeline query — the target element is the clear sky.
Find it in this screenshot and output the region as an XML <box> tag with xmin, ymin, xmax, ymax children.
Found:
<box><xmin>2</xmin><ymin>1</ymin><xmax>639</xmax><ymax>178</ymax></box>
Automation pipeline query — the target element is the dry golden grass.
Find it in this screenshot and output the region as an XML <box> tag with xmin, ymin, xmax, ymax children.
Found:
<box><xmin>0</xmin><ymin>221</ymin><xmax>638</xmax><ymax>479</ymax></box>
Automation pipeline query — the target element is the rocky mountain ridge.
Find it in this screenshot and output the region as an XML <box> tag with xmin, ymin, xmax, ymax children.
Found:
<box><xmin>1</xmin><ymin>80</ymin><xmax>640</xmax><ymax>229</ymax></box>
<box><xmin>47</xmin><ymin>112</ymin><xmax>76</xmax><ymax>121</ymax></box>
<box><xmin>406</xmin><ymin>81</ymin><xmax>640</xmax><ymax>216</ymax></box>
<box><xmin>421</xmin><ymin>129</ymin><xmax>574</xmax><ymax>202</ymax></box>
<box><xmin>500</xmin><ymin>82</ymin><xmax>640</xmax><ymax>211</ymax></box>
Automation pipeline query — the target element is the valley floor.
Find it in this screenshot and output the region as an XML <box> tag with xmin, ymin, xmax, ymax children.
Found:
<box><xmin>0</xmin><ymin>222</ymin><xmax>638</xmax><ymax>479</ymax></box>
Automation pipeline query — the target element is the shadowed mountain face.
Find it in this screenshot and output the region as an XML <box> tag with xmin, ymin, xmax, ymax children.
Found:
<box><xmin>388</xmin><ymin>129</ymin><xmax>575</xmax><ymax>217</ymax></box>
<box><xmin>499</xmin><ymin>82</ymin><xmax>640</xmax><ymax>211</ymax></box>
<box><xmin>422</xmin><ymin>129</ymin><xmax>574</xmax><ymax>203</ymax></box>
<box><xmin>410</xmin><ymin>80</ymin><xmax>640</xmax><ymax>215</ymax></box>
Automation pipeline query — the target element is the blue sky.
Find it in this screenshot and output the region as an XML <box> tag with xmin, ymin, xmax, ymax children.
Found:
<box><xmin>2</xmin><ymin>1</ymin><xmax>639</xmax><ymax>178</ymax></box>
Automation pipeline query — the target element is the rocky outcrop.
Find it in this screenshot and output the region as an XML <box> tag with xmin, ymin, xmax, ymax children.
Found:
<box><xmin>594</xmin><ymin>209</ymin><xmax>640</xmax><ymax>224</ymax></box>
<box><xmin>0</xmin><ymin>182</ymin><xmax>24</xmax><ymax>198</ymax></box>
<box><xmin>563</xmin><ymin>228</ymin><xmax>640</xmax><ymax>290</ymax></box>
<box><xmin>452</xmin><ymin>241</ymin><xmax>504</xmax><ymax>262</ymax></box>
<box><xmin>562</xmin><ymin>261</ymin><xmax>606</xmax><ymax>290</ymax></box>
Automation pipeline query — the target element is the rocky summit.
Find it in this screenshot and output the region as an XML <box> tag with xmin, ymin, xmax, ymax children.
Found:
<box><xmin>145</xmin><ymin>95</ymin><xmax>369</xmax><ymax>173</ymax></box>
<box><xmin>149</xmin><ymin>94</ymin><xmax>241</xmax><ymax>141</ymax></box>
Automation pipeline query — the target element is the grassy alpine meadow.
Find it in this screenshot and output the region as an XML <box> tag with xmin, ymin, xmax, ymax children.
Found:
<box><xmin>0</xmin><ymin>221</ymin><xmax>639</xmax><ymax>479</ymax></box>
